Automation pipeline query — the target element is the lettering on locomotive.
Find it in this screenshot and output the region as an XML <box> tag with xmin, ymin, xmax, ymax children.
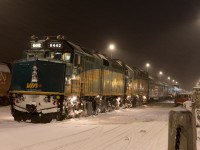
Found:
<box><xmin>26</xmin><ymin>83</ymin><xmax>42</xmax><ymax>89</ymax></box>
<box><xmin>31</xmin><ymin>42</ymin><xmax>43</xmax><ymax>49</ymax></box>
<box><xmin>48</xmin><ymin>42</ymin><xmax>63</xmax><ymax>49</ymax></box>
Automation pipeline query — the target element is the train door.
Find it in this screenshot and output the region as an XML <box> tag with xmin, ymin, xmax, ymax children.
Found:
<box><xmin>71</xmin><ymin>54</ymin><xmax>81</xmax><ymax>96</ymax></box>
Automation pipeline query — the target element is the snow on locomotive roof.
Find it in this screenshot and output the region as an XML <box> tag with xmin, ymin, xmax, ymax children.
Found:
<box><xmin>67</xmin><ymin>41</ymin><xmax>101</xmax><ymax>60</ymax></box>
<box><xmin>132</xmin><ymin>66</ymin><xmax>142</xmax><ymax>72</ymax></box>
<box><xmin>98</xmin><ymin>54</ymin><xmax>108</xmax><ymax>60</ymax></box>
<box><xmin>125</xmin><ymin>64</ymin><xmax>134</xmax><ymax>71</ymax></box>
<box><xmin>67</xmin><ymin>41</ymin><xmax>85</xmax><ymax>53</ymax></box>
<box><xmin>114</xmin><ymin>59</ymin><xmax>134</xmax><ymax>71</ymax></box>
<box><xmin>80</xmin><ymin>47</ymin><xmax>100</xmax><ymax>59</ymax></box>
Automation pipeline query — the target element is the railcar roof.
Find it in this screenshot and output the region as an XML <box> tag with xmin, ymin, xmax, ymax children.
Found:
<box><xmin>67</xmin><ymin>41</ymin><xmax>85</xmax><ymax>54</ymax></box>
<box><xmin>98</xmin><ymin>54</ymin><xmax>108</xmax><ymax>60</ymax></box>
<box><xmin>68</xmin><ymin>41</ymin><xmax>103</xmax><ymax>60</ymax></box>
<box><xmin>81</xmin><ymin>47</ymin><xmax>102</xmax><ymax>59</ymax></box>
<box><xmin>114</xmin><ymin>59</ymin><xmax>134</xmax><ymax>71</ymax></box>
<box><xmin>125</xmin><ymin>64</ymin><xmax>134</xmax><ymax>71</ymax></box>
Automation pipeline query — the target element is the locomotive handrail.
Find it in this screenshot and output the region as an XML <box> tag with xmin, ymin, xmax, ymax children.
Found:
<box><xmin>9</xmin><ymin>91</ymin><xmax>64</xmax><ymax>95</ymax></box>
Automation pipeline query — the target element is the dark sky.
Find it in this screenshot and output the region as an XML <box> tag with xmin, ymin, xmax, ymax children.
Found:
<box><xmin>0</xmin><ymin>0</ymin><xmax>200</xmax><ymax>90</ymax></box>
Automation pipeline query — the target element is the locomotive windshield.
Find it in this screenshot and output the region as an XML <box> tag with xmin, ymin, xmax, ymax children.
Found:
<box><xmin>44</xmin><ymin>52</ymin><xmax>71</xmax><ymax>62</ymax></box>
<box><xmin>25</xmin><ymin>51</ymin><xmax>71</xmax><ymax>62</ymax></box>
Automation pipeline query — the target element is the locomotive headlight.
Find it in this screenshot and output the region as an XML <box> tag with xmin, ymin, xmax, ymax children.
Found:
<box><xmin>143</xmin><ymin>96</ymin><xmax>147</xmax><ymax>100</ymax></box>
<box><xmin>12</xmin><ymin>93</ymin><xmax>16</xmax><ymax>98</ymax></box>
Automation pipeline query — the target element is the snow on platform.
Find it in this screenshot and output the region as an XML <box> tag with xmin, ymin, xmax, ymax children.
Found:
<box><xmin>0</xmin><ymin>104</ymin><xmax>200</xmax><ymax>150</ymax></box>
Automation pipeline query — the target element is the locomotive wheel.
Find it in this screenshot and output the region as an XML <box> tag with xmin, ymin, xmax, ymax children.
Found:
<box><xmin>14</xmin><ymin>116</ymin><xmax>22</xmax><ymax>122</ymax></box>
<box><xmin>12</xmin><ymin>109</ymin><xmax>22</xmax><ymax>122</ymax></box>
<box><xmin>13</xmin><ymin>112</ymin><xmax>22</xmax><ymax>122</ymax></box>
<box><xmin>31</xmin><ymin>117</ymin><xmax>40</xmax><ymax>123</ymax></box>
<box><xmin>56</xmin><ymin>113</ymin><xmax>65</xmax><ymax>121</ymax></box>
<box><xmin>22</xmin><ymin>115</ymin><xmax>27</xmax><ymax>122</ymax></box>
<box><xmin>41</xmin><ymin>115</ymin><xmax>52</xmax><ymax>123</ymax></box>
<box><xmin>22</xmin><ymin>118</ymin><xmax>27</xmax><ymax>122</ymax></box>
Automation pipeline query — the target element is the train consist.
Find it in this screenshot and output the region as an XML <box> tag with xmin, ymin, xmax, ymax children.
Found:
<box><xmin>0</xmin><ymin>62</ymin><xmax>11</xmax><ymax>105</ymax></box>
<box><xmin>10</xmin><ymin>35</ymin><xmax>176</xmax><ymax>122</ymax></box>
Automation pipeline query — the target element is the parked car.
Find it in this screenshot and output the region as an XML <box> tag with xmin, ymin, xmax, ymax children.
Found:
<box><xmin>175</xmin><ymin>93</ymin><xmax>192</xmax><ymax>106</ymax></box>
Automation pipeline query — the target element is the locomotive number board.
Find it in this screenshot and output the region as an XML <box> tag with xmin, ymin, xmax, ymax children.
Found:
<box><xmin>31</xmin><ymin>42</ymin><xmax>43</xmax><ymax>49</ymax></box>
<box><xmin>48</xmin><ymin>41</ymin><xmax>63</xmax><ymax>49</ymax></box>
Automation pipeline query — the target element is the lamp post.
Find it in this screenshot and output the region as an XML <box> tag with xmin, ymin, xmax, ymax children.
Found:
<box><xmin>172</xmin><ymin>80</ymin><xmax>175</xmax><ymax>85</ymax></box>
<box><xmin>167</xmin><ymin>76</ymin><xmax>171</xmax><ymax>84</ymax></box>
<box><xmin>108</xmin><ymin>44</ymin><xmax>115</xmax><ymax>59</ymax></box>
<box><xmin>146</xmin><ymin>63</ymin><xmax>150</xmax><ymax>72</ymax></box>
<box><xmin>159</xmin><ymin>71</ymin><xmax>163</xmax><ymax>81</ymax></box>
<box><xmin>159</xmin><ymin>71</ymin><xmax>163</xmax><ymax>75</ymax></box>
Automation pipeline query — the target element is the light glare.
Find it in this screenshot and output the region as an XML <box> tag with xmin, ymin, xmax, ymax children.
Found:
<box><xmin>109</xmin><ymin>44</ymin><xmax>115</xmax><ymax>50</ymax></box>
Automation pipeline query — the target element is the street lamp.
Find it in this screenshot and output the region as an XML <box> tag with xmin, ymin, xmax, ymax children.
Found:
<box><xmin>159</xmin><ymin>71</ymin><xmax>163</xmax><ymax>81</ymax></box>
<box><xmin>167</xmin><ymin>77</ymin><xmax>170</xmax><ymax>84</ymax></box>
<box><xmin>146</xmin><ymin>63</ymin><xmax>150</xmax><ymax>72</ymax></box>
<box><xmin>108</xmin><ymin>44</ymin><xmax>115</xmax><ymax>59</ymax></box>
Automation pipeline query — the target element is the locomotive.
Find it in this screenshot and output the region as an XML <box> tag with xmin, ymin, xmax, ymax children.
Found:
<box><xmin>0</xmin><ymin>62</ymin><xmax>11</xmax><ymax>105</ymax></box>
<box><xmin>10</xmin><ymin>35</ymin><xmax>174</xmax><ymax>122</ymax></box>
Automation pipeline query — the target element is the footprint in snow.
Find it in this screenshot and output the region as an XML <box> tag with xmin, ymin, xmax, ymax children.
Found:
<box><xmin>139</xmin><ymin>130</ymin><xmax>147</xmax><ymax>133</ymax></box>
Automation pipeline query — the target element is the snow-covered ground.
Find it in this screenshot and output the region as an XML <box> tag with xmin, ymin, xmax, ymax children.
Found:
<box><xmin>0</xmin><ymin>101</ymin><xmax>199</xmax><ymax>150</ymax></box>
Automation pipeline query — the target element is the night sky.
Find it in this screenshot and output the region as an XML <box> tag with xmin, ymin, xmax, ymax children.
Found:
<box><xmin>0</xmin><ymin>0</ymin><xmax>200</xmax><ymax>90</ymax></box>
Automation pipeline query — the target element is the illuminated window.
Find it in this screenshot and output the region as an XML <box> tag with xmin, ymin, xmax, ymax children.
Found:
<box><xmin>37</xmin><ymin>53</ymin><xmax>45</xmax><ymax>58</ymax></box>
<box><xmin>62</xmin><ymin>53</ymin><xmax>71</xmax><ymax>61</ymax></box>
<box><xmin>44</xmin><ymin>52</ymin><xmax>55</xmax><ymax>59</ymax></box>
<box><xmin>27</xmin><ymin>52</ymin><xmax>44</xmax><ymax>59</ymax></box>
